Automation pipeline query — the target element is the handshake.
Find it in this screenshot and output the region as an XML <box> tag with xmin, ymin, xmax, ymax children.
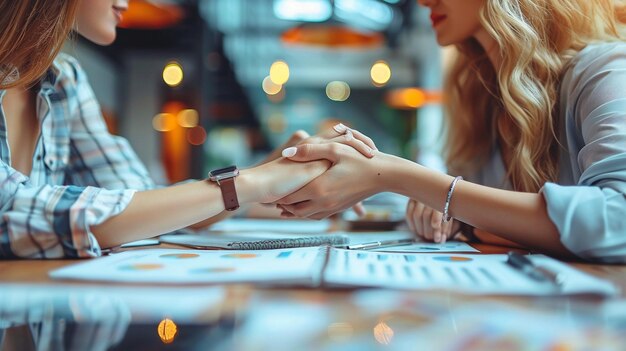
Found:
<box><xmin>242</xmin><ymin>123</ymin><xmax>379</xmax><ymax>220</ymax></box>
<box><xmin>239</xmin><ymin>123</ymin><xmax>462</xmax><ymax>244</ymax></box>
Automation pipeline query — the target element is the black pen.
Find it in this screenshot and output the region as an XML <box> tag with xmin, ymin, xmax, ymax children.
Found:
<box><xmin>506</xmin><ymin>251</ymin><xmax>564</xmax><ymax>287</ymax></box>
<box><xmin>347</xmin><ymin>238</ymin><xmax>414</xmax><ymax>250</ymax></box>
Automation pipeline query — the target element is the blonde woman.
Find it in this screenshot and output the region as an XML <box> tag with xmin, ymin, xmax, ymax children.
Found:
<box><xmin>0</xmin><ymin>0</ymin><xmax>375</xmax><ymax>259</ymax></box>
<box><xmin>279</xmin><ymin>0</ymin><xmax>626</xmax><ymax>262</ymax></box>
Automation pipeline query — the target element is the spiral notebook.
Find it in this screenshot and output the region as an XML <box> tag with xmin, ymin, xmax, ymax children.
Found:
<box><xmin>158</xmin><ymin>233</ymin><xmax>349</xmax><ymax>250</ymax></box>
<box><xmin>50</xmin><ymin>247</ymin><xmax>618</xmax><ymax>296</ymax></box>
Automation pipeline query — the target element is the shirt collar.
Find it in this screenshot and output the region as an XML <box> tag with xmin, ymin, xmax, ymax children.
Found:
<box><xmin>0</xmin><ymin>60</ymin><xmax>63</xmax><ymax>97</ymax></box>
<box><xmin>40</xmin><ymin>60</ymin><xmax>63</xmax><ymax>92</ymax></box>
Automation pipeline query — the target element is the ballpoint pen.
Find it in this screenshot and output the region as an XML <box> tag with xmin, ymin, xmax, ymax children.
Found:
<box><xmin>347</xmin><ymin>238</ymin><xmax>414</xmax><ymax>250</ymax></box>
<box><xmin>506</xmin><ymin>251</ymin><xmax>564</xmax><ymax>287</ymax></box>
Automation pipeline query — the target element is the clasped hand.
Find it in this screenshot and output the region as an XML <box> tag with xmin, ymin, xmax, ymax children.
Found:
<box><xmin>273</xmin><ymin>124</ymin><xmax>380</xmax><ymax>220</ymax></box>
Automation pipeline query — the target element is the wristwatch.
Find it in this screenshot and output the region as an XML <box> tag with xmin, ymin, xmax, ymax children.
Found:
<box><xmin>208</xmin><ymin>165</ymin><xmax>240</xmax><ymax>211</ymax></box>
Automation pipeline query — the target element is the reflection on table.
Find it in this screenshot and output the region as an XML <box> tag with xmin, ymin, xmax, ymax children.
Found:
<box><xmin>1</xmin><ymin>282</ymin><xmax>625</xmax><ymax>350</ymax></box>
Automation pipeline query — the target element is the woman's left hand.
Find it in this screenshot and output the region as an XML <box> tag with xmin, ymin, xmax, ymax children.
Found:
<box><xmin>405</xmin><ymin>199</ymin><xmax>461</xmax><ymax>243</ymax></box>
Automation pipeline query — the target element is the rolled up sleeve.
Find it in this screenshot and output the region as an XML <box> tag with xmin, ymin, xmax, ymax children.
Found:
<box><xmin>1</xmin><ymin>165</ymin><xmax>135</xmax><ymax>259</ymax></box>
<box><xmin>541</xmin><ymin>47</ymin><xmax>626</xmax><ymax>262</ymax></box>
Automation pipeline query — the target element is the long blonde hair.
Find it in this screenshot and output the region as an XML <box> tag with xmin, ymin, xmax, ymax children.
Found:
<box><xmin>445</xmin><ymin>0</ymin><xmax>626</xmax><ymax>192</ymax></box>
<box><xmin>0</xmin><ymin>0</ymin><xmax>80</xmax><ymax>89</ymax></box>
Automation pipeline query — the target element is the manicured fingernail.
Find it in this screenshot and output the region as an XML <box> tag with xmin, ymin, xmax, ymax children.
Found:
<box><xmin>344</xmin><ymin>129</ymin><xmax>354</xmax><ymax>141</ymax></box>
<box><xmin>333</xmin><ymin>123</ymin><xmax>347</xmax><ymax>133</ymax></box>
<box><xmin>282</xmin><ymin>147</ymin><xmax>297</xmax><ymax>157</ymax></box>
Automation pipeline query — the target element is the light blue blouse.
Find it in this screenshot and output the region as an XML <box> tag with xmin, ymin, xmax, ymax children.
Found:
<box><xmin>467</xmin><ymin>42</ymin><xmax>626</xmax><ymax>263</ymax></box>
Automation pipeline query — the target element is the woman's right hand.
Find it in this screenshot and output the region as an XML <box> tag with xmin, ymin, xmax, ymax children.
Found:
<box><xmin>405</xmin><ymin>199</ymin><xmax>461</xmax><ymax>243</ymax></box>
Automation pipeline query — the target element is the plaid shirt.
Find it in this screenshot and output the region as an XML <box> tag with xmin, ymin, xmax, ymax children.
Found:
<box><xmin>0</xmin><ymin>54</ymin><xmax>154</xmax><ymax>259</ymax></box>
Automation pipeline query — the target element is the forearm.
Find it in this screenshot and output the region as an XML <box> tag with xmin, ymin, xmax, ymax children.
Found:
<box><xmin>187</xmin><ymin>208</ymin><xmax>234</xmax><ymax>230</ymax></box>
<box><xmin>91</xmin><ymin>180</ymin><xmax>225</xmax><ymax>248</ymax></box>
<box><xmin>91</xmin><ymin>158</ymin><xmax>328</xmax><ymax>248</ymax></box>
<box><xmin>377</xmin><ymin>153</ymin><xmax>573</xmax><ymax>257</ymax></box>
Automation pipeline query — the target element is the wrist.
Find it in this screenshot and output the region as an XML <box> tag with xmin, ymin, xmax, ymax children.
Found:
<box><xmin>234</xmin><ymin>169</ymin><xmax>257</xmax><ymax>205</ymax></box>
<box><xmin>373</xmin><ymin>152</ymin><xmax>415</xmax><ymax>194</ymax></box>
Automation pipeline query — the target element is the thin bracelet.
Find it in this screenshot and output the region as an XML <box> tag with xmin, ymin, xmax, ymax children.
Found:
<box><xmin>442</xmin><ymin>176</ymin><xmax>463</xmax><ymax>223</ymax></box>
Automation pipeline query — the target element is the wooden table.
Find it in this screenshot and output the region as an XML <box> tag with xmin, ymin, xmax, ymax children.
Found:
<box><xmin>1</xmin><ymin>242</ymin><xmax>625</xmax><ymax>350</ymax></box>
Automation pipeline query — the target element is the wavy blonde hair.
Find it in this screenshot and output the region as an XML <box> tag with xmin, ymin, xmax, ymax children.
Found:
<box><xmin>0</xmin><ymin>0</ymin><xmax>79</xmax><ymax>89</ymax></box>
<box><xmin>445</xmin><ymin>0</ymin><xmax>626</xmax><ymax>192</ymax></box>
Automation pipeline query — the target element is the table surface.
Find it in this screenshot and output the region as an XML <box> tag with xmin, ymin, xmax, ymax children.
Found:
<box><xmin>1</xmin><ymin>240</ymin><xmax>625</xmax><ymax>351</ymax></box>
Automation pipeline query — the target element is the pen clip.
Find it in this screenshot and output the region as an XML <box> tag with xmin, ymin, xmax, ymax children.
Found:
<box><xmin>347</xmin><ymin>239</ymin><xmax>413</xmax><ymax>250</ymax></box>
<box><xmin>506</xmin><ymin>251</ymin><xmax>564</xmax><ymax>288</ymax></box>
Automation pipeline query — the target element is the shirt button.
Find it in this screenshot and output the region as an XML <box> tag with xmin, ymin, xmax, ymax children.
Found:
<box><xmin>36</xmin><ymin>155</ymin><xmax>42</xmax><ymax>161</ymax></box>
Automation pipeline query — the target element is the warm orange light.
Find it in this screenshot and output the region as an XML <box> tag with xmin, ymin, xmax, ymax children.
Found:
<box><xmin>385</xmin><ymin>88</ymin><xmax>443</xmax><ymax>110</ymax></box>
<box><xmin>402</xmin><ymin>88</ymin><xmax>426</xmax><ymax>108</ymax></box>
<box><xmin>119</xmin><ymin>0</ymin><xmax>184</xmax><ymax>29</ymax></box>
<box><xmin>157</xmin><ymin>318</ymin><xmax>178</xmax><ymax>344</ymax></box>
<box><xmin>281</xmin><ymin>25</ymin><xmax>384</xmax><ymax>48</ymax></box>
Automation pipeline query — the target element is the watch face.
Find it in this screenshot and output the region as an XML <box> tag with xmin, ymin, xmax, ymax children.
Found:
<box><xmin>209</xmin><ymin>165</ymin><xmax>239</xmax><ymax>181</ymax></box>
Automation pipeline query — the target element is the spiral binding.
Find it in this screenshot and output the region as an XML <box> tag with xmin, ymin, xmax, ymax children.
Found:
<box><xmin>227</xmin><ymin>235</ymin><xmax>348</xmax><ymax>250</ymax></box>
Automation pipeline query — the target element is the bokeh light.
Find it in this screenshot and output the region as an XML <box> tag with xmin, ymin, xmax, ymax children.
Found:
<box><xmin>326</xmin><ymin>81</ymin><xmax>351</xmax><ymax>102</ymax></box>
<box><xmin>401</xmin><ymin>88</ymin><xmax>426</xmax><ymax>108</ymax></box>
<box><xmin>152</xmin><ymin>113</ymin><xmax>177</xmax><ymax>132</ymax></box>
<box><xmin>163</xmin><ymin>61</ymin><xmax>184</xmax><ymax>87</ymax></box>
<box><xmin>262</xmin><ymin>76</ymin><xmax>283</xmax><ymax>95</ymax></box>
<box><xmin>187</xmin><ymin>126</ymin><xmax>207</xmax><ymax>145</ymax></box>
<box><xmin>370</xmin><ymin>60</ymin><xmax>391</xmax><ymax>86</ymax></box>
<box><xmin>373</xmin><ymin>321</ymin><xmax>394</xmax><ymax>345</ymax></box>
<box><xmin>177</xmin><ymin>109</ymin><xmax>199</xmax><ymax>128</ymax></box>
<box><xmin>157</xmin><ymin>318</ymin><xmax>178</xmax><ymax>344</ymax></box>
<box><xmin>269</xmin><ymin>60</ymin><xmax>290</xmax><ymax>85</ymax></box>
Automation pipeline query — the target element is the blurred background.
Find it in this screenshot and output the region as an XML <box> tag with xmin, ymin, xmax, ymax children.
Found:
<box><xmin>63</xmin><ymin>0</ymin><xmax>448</xmax><ymax>185</ymax></box>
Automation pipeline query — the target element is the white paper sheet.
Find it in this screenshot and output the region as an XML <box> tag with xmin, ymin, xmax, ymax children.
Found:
<box><xmin>209</xmin><ymin>218</ymin><xmax>331</xmax><ymax>233</ymax></box>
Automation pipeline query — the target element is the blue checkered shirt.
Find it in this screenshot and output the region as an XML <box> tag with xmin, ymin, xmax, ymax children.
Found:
<box><xmin>0</xmin><ymin>54</ymin><xmax>154</xmax><ymax>259</ymax></box>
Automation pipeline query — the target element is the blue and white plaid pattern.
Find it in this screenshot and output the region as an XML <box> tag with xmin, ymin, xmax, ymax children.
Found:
<box><xmin>0</xmin><ymin>54</ymin><xmax>154</xmax><ymax>259</ymax></box>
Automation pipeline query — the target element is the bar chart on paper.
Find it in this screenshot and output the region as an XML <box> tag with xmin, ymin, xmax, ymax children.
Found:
<box><xmin>323</xmin><ymin>249</ymin><xmax>618</xmax><ymax>296</ymax></box>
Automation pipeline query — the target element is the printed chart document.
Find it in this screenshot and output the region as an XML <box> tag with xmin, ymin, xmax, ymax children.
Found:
<box><xmin>50</xmin><ymin>248</ymin><xmax>618</xmax><ymax>296</ymax></box>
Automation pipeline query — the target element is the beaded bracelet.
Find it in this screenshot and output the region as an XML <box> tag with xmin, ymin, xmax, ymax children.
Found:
<box><xmin>442</xmin><ymin>176</ymin><xmax>463</xmax><ymax>223</ymax></box>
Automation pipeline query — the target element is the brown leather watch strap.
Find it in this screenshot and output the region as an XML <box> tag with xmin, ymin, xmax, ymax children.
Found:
<box><xmin>219</xmin><ymin>177</ymin><xmax>240</xmax><ymax>211</ymax></box>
